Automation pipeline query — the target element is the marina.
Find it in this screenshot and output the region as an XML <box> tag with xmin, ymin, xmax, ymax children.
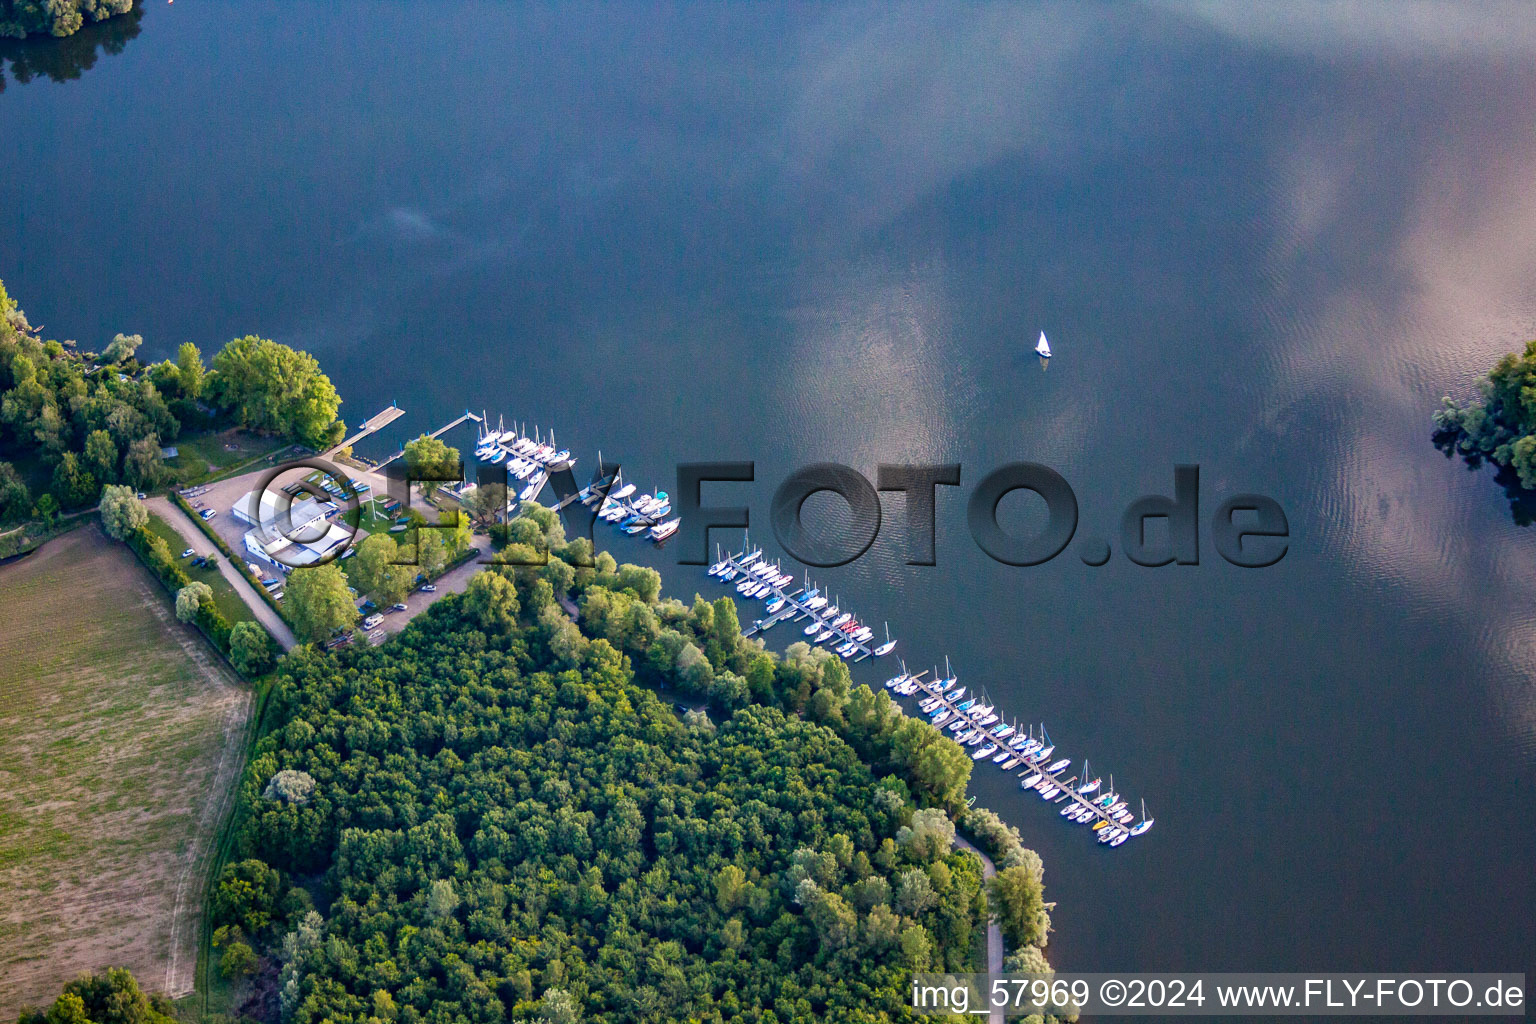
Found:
<box><xmin>704</xmin><ymin>543</ymin><xmax>897</xmax><ymax>663</ymax></box>
<box><xmin>465</xmin><ymin>424</ymin><xmax>1151</xmax><ymax>847</ymax></box>
<box><xmin>889</xmin><ymin>660</ymin><xmax>1154</xmax><ymax>847</ymax></box>
<box><xmin>472</xmin><ymin>422</ymin><xmax>682</xmax><ymax>545</ymax></box>
<box><xmin>696</xmin><ymin>540</ymin><xmax>1151</xmax><ymax>845</ymax></box>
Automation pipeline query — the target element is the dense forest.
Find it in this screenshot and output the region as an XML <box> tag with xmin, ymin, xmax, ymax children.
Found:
<box><xmin>216</xmin><ymin>514</ymin><xmax>1059</xmax><ymax>1022</ymax></box>
<box><xmin>0</xmin><ymin>0</ymin><xmax>130</xmax><ymax>39</ymax></box>
<box><xmin>0</xmin><ymin>278</ymin><xmax>345</xmax><ymax>525</ymax></box>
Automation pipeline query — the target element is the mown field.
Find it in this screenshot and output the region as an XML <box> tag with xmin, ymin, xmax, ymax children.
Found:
<box><xmin>0</xmin><ymin>528</ymin><xmax>252</xmax><ymax>1016</ymax></box>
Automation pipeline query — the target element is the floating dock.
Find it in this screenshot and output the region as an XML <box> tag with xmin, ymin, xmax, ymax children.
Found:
<box><xmin>706</xmin><ymin>545</ymin><xmax>889</xmax><ymax>663</ymax></box>
<box><xmin>894</xmin><ymin>668</ymin><xmax>1149</xmax><ymax>844</ymax></box>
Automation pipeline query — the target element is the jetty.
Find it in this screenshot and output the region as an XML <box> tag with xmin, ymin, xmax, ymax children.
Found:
<box><xmin>374</xmin><ymin>409</ymin><xmax>483</xmax><ymax>469</ymax></box>
<box><xmin>891</xmin><ymin>666</ymin><xmax>1150</xmax><ymax>845</ymax></box>
<box><xmin>705</xmin><ymin>543</ymin><xmax>890</xmax><ymax>663</ymax></box>
<box><xmin>325</xmin><ymin>403</ymin><xmax>410</xmax><ymax>457</ymax></box>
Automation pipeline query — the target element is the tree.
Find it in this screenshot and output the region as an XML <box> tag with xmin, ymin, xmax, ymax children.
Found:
<box><xmin>16</xmin><ymin>968</ymin><xmax>175</xmax><ymax>1024</ymax></box>
<box><xmin>176</xmin><ymin>342</ymin><xmax>205</xmax><ymax>400</ymax></box>
<box><xmin>1434</xmin><ymin>340</ymin><xmax>1536</xmax><ymax>495</ymax></box>
<box><xmin>263</xmin><ymin>768</ymin><xmax>316</xmax><ymax>805</ymax></box>
<box><xmin>897</xmin><ymin>807</ymin><xmax>955</xmax><ymax>862</ymax></box>
<box><xmin>351</xmin><ymin>533</ymin><xmax>410</xmax><ymax>606</ymax></box>
<box><xmin>51</xmin><ymin>452</ymin><xmax>98</xmax><ymax>508</ymax></box>
<box><xmin>219</xmin><ymin>941</ymin><xmax>259</xmax><ymax>978</ymax></box>
<box><xmin>99</xmin><ymin>484</ymin><xmax>147</xmax><ymax>540</ymax></box>
<box><xmin>539</xmin><ymin>988</ymin><xmax>579</xmax><ymax>1024</ymax></box>
<box><xmin>403</xmin><ymin>434</ymin><xmax>461</xmax><ymax>481</ymax></box>
<box><xmin>208</xmin><ymin>335</ymin><xmax>344</xmax><ymax>448</ymax></box>
<box><xmin>464</xmin><ymin>482</ymin><xmax>510</xmax><ymax>527</ymax></box>
<box><xmin>0</xmin><ymin>461</ymin><xmax>28</xmax><ymax>520</ymax></box>
<box><xmin>462</xmin><ymin>570</ymin><xmax>519</xmax><ymax>634</ymax></box>
<box><xmin>285</xmin><ymin>562</ymin><xmax>358</xmax><ymax>642</ymax></box>
<box><xmin>715</xmin><ymin>864</ymin><xmax>748</xmax><ymax>912</ymax></box>
<box><xmin>229</xmin><ymin>620</ymin><xmax>276</xmax><ymax>675</ymax></box>
<box><xmin>426</xmin><ymin>878</ymin><xmax>459</xmax><ymax>920</ymax></box>
<box><xmin>101</xmin><ymin>332</ymin><xmax>142</xmax><ymax>364</ymax></box>
<box><xmin>0</xmin><ymin>0</ymin><xmax>133</xmax><ymax>39</ymax></box>
<box><xmin>121</xmin><ymin>436</ymin><xmax>165</xmax><ymax>491</ymax></box>
<box><xmin>987</xmin><ymin>864</ymin><xmax>1048</xmax><ymax>948</ymax></box>
<box><xmin>31</xmin><ymin>492</ymin><xmax>58</xmax><ymax>527</ymax></box>
<box><xmin>211</xmin><ymin>859</ymin><xmax>284</xmax><ymax>934</ymax></box>
<box><xmin>83</xmin><ymin>429</ymin><xmax>117</xmax><ymax>482</ymax></box>
<box><xmin>176</xmin><ymin>581</ymin><xmax>213</xmax><ymax>622</ymax></box>
<box><xmin>895</xmin><ymin>868</ymin><xmax>937</xmax><ymax>915</ymax></box>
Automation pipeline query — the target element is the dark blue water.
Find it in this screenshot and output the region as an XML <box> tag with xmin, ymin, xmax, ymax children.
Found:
<box><xmin>5</xmin><ymin>1</ymin><xmax>1533</xmax><ymax>977</ymax></box>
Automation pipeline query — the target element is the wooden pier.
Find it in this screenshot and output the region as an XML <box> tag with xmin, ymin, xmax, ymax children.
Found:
<box><xmin>326</xmin><ymin>403</ymin><xmax>410</xmax><ymax>457</ymax></box>
<box><xmin>374</xmin><ymin>410</ymin><xmax>483</xmax><ymax>468</ymax></box>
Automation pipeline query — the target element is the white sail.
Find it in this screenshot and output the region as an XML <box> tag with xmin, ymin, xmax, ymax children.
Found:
<box><xmin>1035</xmin><ymin>331</ymin><xmax>1052</xmax><ymax>358</ymax></box>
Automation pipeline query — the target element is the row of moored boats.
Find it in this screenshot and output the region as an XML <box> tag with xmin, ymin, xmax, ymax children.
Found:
<box><xmin>475</xmin><ymin>426</ymin><xmax>573</xmax><ymax>502</ymax></box>
<box><xmin>476</xmin><ymin>424</ymin><xmax>682</xmax><ymax>543</ymax></box>
<box><xmin>887</xmin><ymin>659</ymin><xmax>1154</xmax><ymax>847</ymax></box>
<box><xmin>585</xmin><ymin>477</ymin><xmax>679</xmax><ymax>542</ymax></box>
<box><xmin>706</xmin><ymin>549</ymin><xmax>897</xmax><ymax>660</ymax></box>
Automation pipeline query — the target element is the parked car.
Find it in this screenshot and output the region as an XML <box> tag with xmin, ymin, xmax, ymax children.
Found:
<box><xmin>180</xmin><ymin>548</ymin><xmax>195</xmax><ymax>559</ymax></box>
<box><xmin>135</xmin><ymin>492</ymin><xmax>147</xmax><ymax>499</ymax></box>
<box><xmin>363</xmin><ymin>614</ymin><xmax>383</xmax><ymax>629</ymax></box>
<box><xmin>199</xmin><ymin>509</ymin><xmax>216</xmax><ymax>521</ymax></box>
<box><xmin>191</xmin><ymin>557</ymin><xmax>206</xmax><ymax>568</ymax></box>
<box><xmin>419</xmin><ymin>583</ymin><xmax>437</xmax><ymax>593</ymax></box>
<box><xmin>391</xmin><ymin>602</ymin><xmax>408</xmax><ymax>612</ymax></box>
<box><xmin>246</xmin><ymin>562</ymin><xmax>263</xmax><ymax>577</ymax></box>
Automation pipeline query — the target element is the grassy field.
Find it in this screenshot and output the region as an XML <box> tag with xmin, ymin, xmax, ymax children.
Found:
<box><xmin>0</xmin><ymin>528</ymin><xmax>252</xmax><ymax>1015</ymax></box>
<box><xmin>164</xmin><ymin>428</ymin><xmax>296</xmax><ymax>487</ymax></box>
<box><xmin>140</xmin><ymin>511</ymin><xmax>257</xmax><ymax>627</ymax></box>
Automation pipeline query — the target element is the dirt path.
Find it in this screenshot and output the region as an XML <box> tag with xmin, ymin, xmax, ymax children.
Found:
<box><xmin>955</xmin><ymin>833</ymin><xmax>1005</xmax><ymax>1024</ymax></box>
<box><xmin>145</xmin><ymin>496</ymin><xmax>298</xmax><ymax>650</ymax></box>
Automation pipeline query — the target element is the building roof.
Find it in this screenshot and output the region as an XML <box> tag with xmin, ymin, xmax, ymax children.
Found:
<box><xmin>235</xmin><ymin>489</ymin><xmax>331</xmax><ymax>533</ymax></box>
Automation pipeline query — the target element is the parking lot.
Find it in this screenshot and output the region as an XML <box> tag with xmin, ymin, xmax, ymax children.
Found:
<box><xmin>176</xmin><ymin>464</ymin><xmax>490</xmax><ymax>647</ymax></box>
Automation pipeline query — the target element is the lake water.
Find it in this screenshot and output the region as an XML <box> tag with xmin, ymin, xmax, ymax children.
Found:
<box><xmin>5</xmin><ymin>1</ymin><xmax>1533</xmax><ymax>980</ymax></box>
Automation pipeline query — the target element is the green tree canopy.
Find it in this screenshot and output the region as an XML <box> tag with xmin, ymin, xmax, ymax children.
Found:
<box><xmin>350</xmin><ymin>533</ymin><xmax>411</xmax><ymax>607</ymax></box>
<box><xmin>51</xmin><ymin>452</ymin><xmax>98</xmax><ymax>508</ymax></box>
<box><xmin>1435</xmin><ymin>339</ymin><xmax>1536</xmax><ymax>492</ymax></box>
<box><xmin>175</xmin><ymin>342</ymin><xmax>204</xmax><ymax>400</ymax></box>
<box><xmin>16</xmin><ymin>968</ymin><xmax>175</xmax><ymax>1024</ymax></box>
<box><xmin>284</xmin><ymin>562</ymin><xmax>358</xmax><ymax>642</ymax></box>
<box><xmin>403</xmin><ymin>433</ymin><xmax>461</xmax><ymax>481</ymax></box>
<box><xmin>229</xmin><ymin>620</ymin><xmax>276</xmax><ymax>676</ymax></box>
<box><xmin>208</xmin><ymin>335</ymin><xmax>344</xmax><ymax>449</ymax></box>
<box><xmin>100</xmin><ymin>332</ymin><xmax>142</xmax><ymax>364</ymax></box>
<box><xmin>0</xmin><ymin>460</ymin><xmax>28</xmax><ymax>520</ymax></box>
<box><xmin>98</xmin><ymin>484</ymin><xmax>147</xmax><ymax>540</ymax></box>
<box><xmin>175</xmin><ymin>581</ymin><xmax>213</xmax><ymax>623</ymax></box>
<box><xmin>0</xmin><ymin>0</ymin><xmax>132</xmax><ymax>39</ymax></box>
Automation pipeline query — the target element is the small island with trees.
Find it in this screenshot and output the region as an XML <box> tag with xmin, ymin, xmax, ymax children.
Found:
<box><xmin>0</xmin><ymin>0</ymin><xmax>132</xmax><ymax>39</ymax></box>
<box><xmin>1434</xmin><ymin>339</ymin><xmax>1536</xmax><ymax>521</ymax></box>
